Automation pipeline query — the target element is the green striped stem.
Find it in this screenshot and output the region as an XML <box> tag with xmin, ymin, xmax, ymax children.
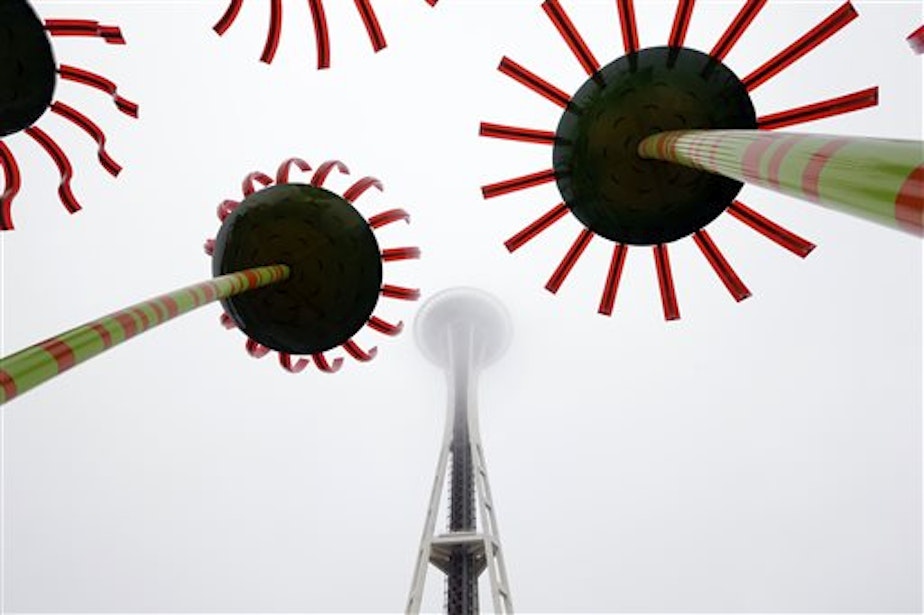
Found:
<box><xmin>0</xmin><ymin>264</ymin><xmax>290</xmax><ymax>405</ymax></box>
<box><xmin>638</xmin><ymin>130</ymin><xmax>923</xmax><ymax>235</ymax></box>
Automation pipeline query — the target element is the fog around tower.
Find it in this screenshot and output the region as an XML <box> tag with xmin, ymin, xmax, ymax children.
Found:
<box><xmin>415</xmin><ymin>287</ymin><xmax>512</xmax><ymax>369</ymax></box>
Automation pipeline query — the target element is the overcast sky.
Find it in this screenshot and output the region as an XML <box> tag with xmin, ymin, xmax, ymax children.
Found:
<box><xmin>2</xmin><ymin>1</ymin><xmax>922</xmax><ymax>612</ymax></box>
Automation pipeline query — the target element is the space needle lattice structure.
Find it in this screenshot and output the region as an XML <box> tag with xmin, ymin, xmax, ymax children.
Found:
<box><xmin>407</xmin><ymin>288</ymin><xmax>514</xmax><ymax>614</ymax></box>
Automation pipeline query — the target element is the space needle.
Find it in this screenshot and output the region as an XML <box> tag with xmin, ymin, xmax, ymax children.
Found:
<box><xmin>406</xmin><ymin>288</ymin><xmax>514</xmax><ymax>614</ymax></box>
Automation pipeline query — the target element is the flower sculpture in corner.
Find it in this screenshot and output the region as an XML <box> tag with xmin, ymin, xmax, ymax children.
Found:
<box><xmin>0</xmin><ymin>0</ymin><xmax>138</xmax><ymax>230</ymax></box>
<box><xmin>213</xmin><ymin>0</ymin><xmax>439</xmax><ymax>69</ymax></box>
<box><xmin>203</xmin><ymin>157</ymin><xmax>421</xmax><ymax>373</ymax></box>
<box><xmin>481</xmin><ymin>0</ymin><xmax>922</xmax><ymax>320</ymax></box>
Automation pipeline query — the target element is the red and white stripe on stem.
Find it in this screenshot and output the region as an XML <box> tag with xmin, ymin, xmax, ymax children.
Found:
<box><xmin>208</xmin><ymin>156</ymin><xmax>419</xmax><ymax>373</ymax></box>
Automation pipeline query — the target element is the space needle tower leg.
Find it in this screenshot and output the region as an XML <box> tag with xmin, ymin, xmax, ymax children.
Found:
<box><xmin>407</xmin><ymin>288</ymin><xmax>514</xmax><ymax>615</ymax></box>
<box><xmin>470</xmin><ymin>365</ymin><xmax>514</xmax><ymax>615</ymax></box>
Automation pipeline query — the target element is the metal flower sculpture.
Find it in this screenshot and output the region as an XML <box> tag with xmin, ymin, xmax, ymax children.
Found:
<box><xmin>213</xmin><ymin>0</ymin><xmax>438</xmax><ymax>69</ymax></box>
<box><xmin>481</xmin><ymin>1</ymin><xmax>921</xmax><ymax>320</ymax></box>
<box><xmin>0</xmin><ymin>0</ymin><xmax>138</xmax><ymax>229</ymax></box>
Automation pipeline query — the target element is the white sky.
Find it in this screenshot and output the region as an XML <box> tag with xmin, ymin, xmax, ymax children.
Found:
<box><xmin>1</xmin><ymin>0</ymin><xmax>922</xmax><ymax>612</ymax></box>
